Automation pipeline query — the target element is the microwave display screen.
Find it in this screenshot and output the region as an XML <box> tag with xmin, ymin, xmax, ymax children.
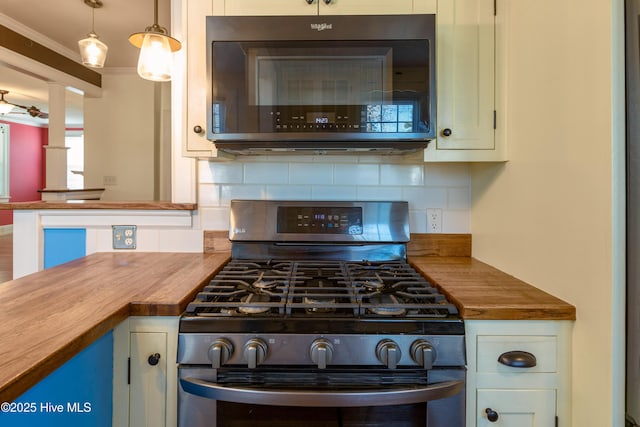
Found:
<box><xmin>307</xmin><ymin>112</ymin><xmax>336</xmax><ymax>124</ymax></box>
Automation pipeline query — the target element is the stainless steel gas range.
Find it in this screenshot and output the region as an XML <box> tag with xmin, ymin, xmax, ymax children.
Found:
<box><xmin>178</xmin><ymin>200</ymin><xmax>465</xmax><ymax>427</ymax></box>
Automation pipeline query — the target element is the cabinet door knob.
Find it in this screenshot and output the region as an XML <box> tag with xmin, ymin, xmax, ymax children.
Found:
<box><xmin>147</xmin><ymin>353</ymin><xmax>161</xmax><ymax>366</ymax></box>
<box><xmin>498</xmin><ymin>350</ymin><xmax>537</xmax><ymax>368</ymax></box>
<box><xmin>306</xmin><ymin>0</ymin><xmax>314</xmax><ymax>3</ymax></box>
<box><xmin>193</xmin><ymin>125</ymin><xmax>203</xmax><ymax>134</ymax></box>
<box><xmin>485</xmin><ymin>408</ymin><xmax>499</xmax><ymax>422</ymax></box>
<box><xmin>441</xmin><ymin>128</ymin><xmax>452</xmax><ymax>137</ymax></box>
<box><xmin>323</xmin><ymin>0</ymin><xmax>332</xmax><ymax>3</ymax></box>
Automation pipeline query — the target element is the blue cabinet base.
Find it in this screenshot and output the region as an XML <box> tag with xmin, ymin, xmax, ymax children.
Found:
<box><xmin>0</xmin><ymin>331</ymin><xmax>114</xmax><ymax>426</ymax></box>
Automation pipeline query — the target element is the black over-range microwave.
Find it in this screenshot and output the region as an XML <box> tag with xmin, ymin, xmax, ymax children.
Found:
<box><xmin>205</xmin><ymin>14</ymin><xmax>436</xmax><ymax>155</ymax></box>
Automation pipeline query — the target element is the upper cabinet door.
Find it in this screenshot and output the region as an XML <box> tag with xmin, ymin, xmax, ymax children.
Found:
<box><xmin>184</xmin><ymin>0</ymin><xmax>217</xmax><ymax>156</ymax></box>
<box><xmin>425</xmin><ymin>0</ymin><xmax>501</xmax><ymax>161</ymax></box>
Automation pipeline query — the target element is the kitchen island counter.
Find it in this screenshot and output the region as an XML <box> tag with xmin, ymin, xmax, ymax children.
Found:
<box><xmin>0</xmin><ymin>251</ymin><xmax>230</xmax><ymax>403</ymax></box>
<box><xmin>0</xmin><ymin>249</ymin><xmax>574</xmax><ymax>403</ymax></box>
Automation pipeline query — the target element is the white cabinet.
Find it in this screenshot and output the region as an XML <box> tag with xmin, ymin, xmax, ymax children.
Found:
<box><xmin>223</xmin><ymin>0</ymin><xmax>422</xmax><ymax>16</ymax></box>
<box><xmin>175</xmin><ymin>0</ymin><xmax>503</xmax><ymax>161</ymax></box>
<box><xmin>177</xmin><ymin>0</ymin><xmax>229</xmax><ymax>158</ymax></box>
<box><xmin>465</xmin><ymin>320</ymin><xmax>572</xmax><ymax>427</ymax></box>
<box><xmin>477</xmin><ymin>389</ymin><xmax>556</xmax><ymax>426</ymax></box>
<box><xmin>113</xmin><ymin>317</ymin><xmax>180</xmax><ymax>427</ymax></box>
<box><xmin>424</xmin><ymin>0</ymin><xmax>504</xmax><ymax>161</ymax></box>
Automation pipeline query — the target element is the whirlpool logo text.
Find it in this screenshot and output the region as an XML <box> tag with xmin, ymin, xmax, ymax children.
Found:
<box><xmin>310</xmin><ymin>23</ymin><xmax>333</xmax><ymax>31</ymax></box>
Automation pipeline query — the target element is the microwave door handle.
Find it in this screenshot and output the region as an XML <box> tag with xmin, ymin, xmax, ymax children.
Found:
<box><xmin>180</xmin><ymin>378</ymin><xmax>463</xmax><ymax>407</ymax></box>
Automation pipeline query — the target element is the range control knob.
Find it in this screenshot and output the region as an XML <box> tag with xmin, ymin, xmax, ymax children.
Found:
<box><xmin>376</xmin><ymin>339</ymin><xmax>402</xmax><ymax>369</ymax></box>
<box><xmin>208</xmin><ymin>339</ymin><xmax>233</xmax><ymax>368</ymax></box>
<box><xmin>310</xmin><ymin>338</ymin><xmax>334</xmax><ymax>369</ymax></box>
<box><xmin>244</xmin><ymin>338</ymin><xmax>267</xmax><ymax>369</ymax></box>
<box><xmin>410</xmin><ymin>339</ymin><xmax>437</xmax><ymax>369</ymax></box>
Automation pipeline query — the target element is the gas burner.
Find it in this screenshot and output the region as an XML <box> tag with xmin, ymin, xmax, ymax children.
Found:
<box><xmin>367</xmin><ymin>294</ymin><xmax>407</xmax><ymax>316</ymax></box>
<box><xmin>302</xmin><ymin>295</ymin><xmax>337</xmax><ymax>313</ymax></box>
<box><xmin>358</xmin><ymin>273</ymin><xmax>386</xmax><ymax>291</ymax></box>
<box><xmin>251</xmin><ymin>272</ymin><xmax>279</xmax><ymax>290</ymax></box>
<box><xmin>238</xmin><ymin>293</ymin><xmax>272</xmax><ymax>314</ymax></box>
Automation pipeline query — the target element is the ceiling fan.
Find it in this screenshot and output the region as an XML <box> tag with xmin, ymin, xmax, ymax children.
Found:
<box><xmin>0</xmin><ymin>89</ymin><xmax>49</xmax><ymax>119</ymax></box>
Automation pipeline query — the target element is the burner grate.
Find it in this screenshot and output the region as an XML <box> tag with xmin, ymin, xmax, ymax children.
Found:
<box><xmin>186</xmin><ymin>259</ymin><xmax>458</xmax><ymax>318</ymax></box>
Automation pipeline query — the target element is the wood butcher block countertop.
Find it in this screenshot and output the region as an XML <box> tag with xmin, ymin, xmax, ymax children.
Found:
<box><xmin>410</xmin><ymin>256</ymin><xmax>576</xmax><ymax>321</ymax></box>
<box><xmin>0</xmin><ymin>233</ymin><xmax>575</xmax><ymax>403</ymax></box>
<box><xmin>0</xmin><ymin>252</ymin><xmax>230</xmax><ymax>403</ymax></box>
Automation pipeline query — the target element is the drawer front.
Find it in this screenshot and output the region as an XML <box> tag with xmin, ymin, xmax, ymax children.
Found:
<box><xmin>476</xmin><ymin>335</ymin><xmax>557</xmax><ymax>373</ymax></box>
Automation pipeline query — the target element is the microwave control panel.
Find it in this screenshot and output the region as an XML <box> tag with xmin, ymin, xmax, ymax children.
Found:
<box><xmin>258</xmin><ymin>105</ymin><xmax>417</xmax><ymax>134</ymax></box>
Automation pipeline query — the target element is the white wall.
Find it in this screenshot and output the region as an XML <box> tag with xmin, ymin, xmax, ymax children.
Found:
<box><xmin>470</xmin><ymin>1</ymin><xmax>625</xmax><ymax>425</ymax></box>
<box><xmin>84</xmin><ymin>72</ymin><xmax>165</xmax><ymax>201</ymax></box>
<box><xmin>197</xmin><ymin>157</ymin><xmax>472</xmax><ymax>234</ymax></box>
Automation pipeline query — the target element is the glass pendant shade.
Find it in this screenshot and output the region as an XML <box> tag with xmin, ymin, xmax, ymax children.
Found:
<box><xmin>129</xmin><ymin>0</ymin><xmax>182</xmax><ymax>82</ymax></box>
<box><xmin>0</xmin><ymin>102</ymin><xmax>13</xmax><ymax>115</ymax></box>
<box><xmin>78</xmin><ymin>32</ymin><xmax>108</xmax><ymax>68</ymax></box>
<box><xmin>136</xmin><ymin>33</ymin><xmax>173</xmax><ymax>82</ymax></box>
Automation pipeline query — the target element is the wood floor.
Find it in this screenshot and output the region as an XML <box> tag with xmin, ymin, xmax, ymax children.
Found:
<box><xmin>0</xmin><ymin>233</ymin><xmax>12</xmax><ymax>283</ymax></box>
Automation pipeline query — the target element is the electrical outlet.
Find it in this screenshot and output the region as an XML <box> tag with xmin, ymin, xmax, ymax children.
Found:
<box><xmin>427</xmin><ymin>209</ymin><xmax>442</xmax><ymax>233</ymax></box>
<box><xmin>113</xmin><ymin>225</ymin><xmax>136</xmax><ymax>249</ymax></box>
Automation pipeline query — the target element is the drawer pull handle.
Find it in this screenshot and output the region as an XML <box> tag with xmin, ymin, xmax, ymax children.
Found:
<box><xmin>498</xmin><ymin>350</ymin><xmax>537</xmax><ymax>368</ymax></box>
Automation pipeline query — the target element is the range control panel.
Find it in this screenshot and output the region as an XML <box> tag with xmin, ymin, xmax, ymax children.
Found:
<box><xmin>277</xmin><ymin>206</ymin><xmax>363</xmax><ymax>235</ymax></box>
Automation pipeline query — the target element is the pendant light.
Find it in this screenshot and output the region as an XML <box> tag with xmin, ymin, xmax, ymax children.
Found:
<box><xmin>0</xmin><ymin>91</ymin><xmax>15</xmax><ymax>115</ymax></box>
<box><xmin>128</xmin><ymin>0</ymin><xmax>182</xmax><ymax>82</ymax></box>
<box><xmin>78</xmin><ymin>0</ymin><xmax>108</xmax><ymax>68</ymax></box>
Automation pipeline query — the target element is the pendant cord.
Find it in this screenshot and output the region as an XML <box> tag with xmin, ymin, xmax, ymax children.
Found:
<box><xmin>153</xmin><ymin>0</ymin><xmax>159</xmax><ymax>26</ymax></box>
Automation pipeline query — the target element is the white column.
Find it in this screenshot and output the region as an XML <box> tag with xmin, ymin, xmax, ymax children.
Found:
<box><xmin>43</xmin><ymin>83</ymin><xmax>69</xmax><ymax>191</ymax></box>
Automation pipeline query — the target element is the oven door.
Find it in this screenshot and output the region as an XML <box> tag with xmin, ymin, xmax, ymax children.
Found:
<box><xmin>178</xmin><ymin>367</ymin><xmax>465</xmax><ymax>427</ymax></box>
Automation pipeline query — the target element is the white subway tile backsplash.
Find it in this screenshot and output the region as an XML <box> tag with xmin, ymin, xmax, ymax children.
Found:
<box><xmin>356</xmin><ymin>186</ymin><xmax>404</xmax><ymax>201</ymax></box>
<box><xmin>220</xmin><ymin>185</ymin><xmax>265</xmax><ymax>205</ymax></box>
<box><xmin>402</xmin><ymin>187</ymin><xmax>446</xmax><ymax>210</ymax></box>
<box><xmin>312</xmin><ymin>186</ymin><xmax>357</xmax><ymax>200</ymax></box>
<box><xmin>198</xmin><ymin>184</ymin><xmax>220</xmax><ymax>207</ymax></box>
<box><xmin>380</xmin><ymin>164</ymin><xmax>424</xmax><ymax>186</ymax></box>
<box><xmin>447</xmin><ymin>187</ymin><xmax>471</xmax><ymax>210</ymax></box>
<box><xmin>334</xmin><ymin>164</ymin><xmax>379</xmax><ymax>185</ymax></box>
<box><xmin>200</xmin><ymin>159</ymin><xmax>472</xmax><ymax>234</ymax></box>
<box><xmin>211</xmin><ymin>162</ymin><xmax>243</xmax><ymax>184</ymax></box>
<box><xmin>409</xmin><ymin>210</ymin><xmax>428</xmax><ymax>234</ymax></box>
<box><xmin>198</xmin><ymin>160</ymin><xmax>214</xmax><ymax>183</ymax></box>
<box><xmin>290</xmin><ymin>163</ymin><xmax>334</xmax><ymax>184</ymax></box>
<box><xmin>244</xmin><ymin>162</ymin><xmax>289</xmax><ymax>184</ymax></box>
<box><xmin>265</xmin><ymin>185</ymin><xmax>312</xmax><ymax>200</ymax></box>
<box><xmin>200</xmin><ymin>207</ymin><xmax>231</xmax><ymax>230</ymax></box>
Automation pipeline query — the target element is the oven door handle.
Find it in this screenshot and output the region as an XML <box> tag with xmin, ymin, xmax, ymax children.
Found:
<box><xmin>180</xmin><ymin>378</ymin><xmax>464</xmax><ymax>407</ymax></box>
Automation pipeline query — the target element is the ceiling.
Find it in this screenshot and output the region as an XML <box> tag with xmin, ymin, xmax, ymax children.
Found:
<box><xmin>0</xmin><ymin>0</ymin><xmax>171</xmax><ymax>127</ymax></box>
